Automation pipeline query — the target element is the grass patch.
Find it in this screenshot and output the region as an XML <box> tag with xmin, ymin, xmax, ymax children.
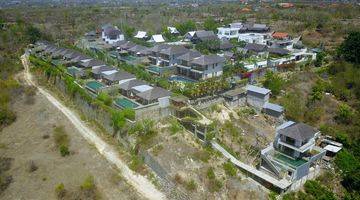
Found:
<box><xmin>223</xmin><ymin>160</ymin><xmax>237</xmax><ymax>177</ymax></box>
<box><xmin>81</xmin><ymin>176</ymin><xmax>95</xmax><ymax>191</ymax></box>
<box><xmin>53</xmin><ymin>126</ymin><xmax>70</xmax><ymax>157</ymax></box>
<box><xmin>169</xmin><ymin>118</ymin><xmax>182</xmax><ymax>135</ymax></box>
<box><xmin>185</xmin><ymin>179</ymin><xmax>197</xmax><ymax>191</ymax></box>
<box><xmin>129</xmin><ymin>154</ymin><xmax>144</xmax><ymax>173</ymax></box>
<box><xmin>55</xmin><ymin>183</ymin><xmax>66</xmax><ymax>199</ymax></box>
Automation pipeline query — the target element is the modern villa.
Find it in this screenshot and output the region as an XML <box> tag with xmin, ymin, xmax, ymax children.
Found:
<box><xmin>101</xmin><ymin>24</ymin><xmax>125</xmax><ymax>45</ymax></box>
<box><xmin>260</xmin><ymin>121</ymin><xmax>325</xmax><ymax>182</ymax></box>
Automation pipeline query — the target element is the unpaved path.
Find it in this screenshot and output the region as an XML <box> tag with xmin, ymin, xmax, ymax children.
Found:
<box><xmin>21</xmin><ymin>54</ymin><xmax>166</xmax><ymax>200</ymax></box>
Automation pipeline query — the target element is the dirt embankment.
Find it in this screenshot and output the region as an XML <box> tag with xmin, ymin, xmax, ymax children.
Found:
<box><xmin>0</xmin><ymin>91</ymin><xmax>143</xmax><ymax>200</ymax></box>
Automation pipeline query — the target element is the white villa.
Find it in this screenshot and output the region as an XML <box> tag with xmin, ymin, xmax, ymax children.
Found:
<box><xmin>101</xmin><ymin>25</ymin><xmax>125</xmax><ymax>45</ymax></box>
<box><xmin>238</xmin><ymin>33</ymin><xmax>269</xmax><ymax>45</ymax></box>
<box><xmin>217</xmin><ymin>27</ymin><xmax>240</xmax><ymax>39</ymax></box>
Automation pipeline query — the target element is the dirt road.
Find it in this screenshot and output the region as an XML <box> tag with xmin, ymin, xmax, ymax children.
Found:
<box><xmin>21</xmin><ymin>54</ymin><xmax>166</xmax><ymax>200</ymax></box>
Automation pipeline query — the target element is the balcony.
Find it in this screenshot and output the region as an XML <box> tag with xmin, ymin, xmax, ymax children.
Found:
<box><xmin>277</xmin><ymin>138</ymin><xmax>315</xmax><ymax>153</ymax></box>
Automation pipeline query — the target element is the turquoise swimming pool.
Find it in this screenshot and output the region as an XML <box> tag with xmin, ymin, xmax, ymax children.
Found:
<box><xmin>169</xmin><ymin>75</ymin><xmax>196</xmax><ymax>83</ymax></box>
<box><xmin>115</xmin><ymin>98</ymin><xmax>139</xmax><ymax>109</ymax></box>
<box><xmin>85</xmin><ymin>81</ymin><xmax>104</xmax><ymax>92</ymax></box>
<box><xmin>147</xmin><ymin>65</ymin><xmax>162</xmax><ymax>74</ymax></box>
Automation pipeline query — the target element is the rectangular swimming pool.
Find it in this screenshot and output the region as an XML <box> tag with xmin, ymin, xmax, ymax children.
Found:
<box><xmin>146</xmin><ymin>65</ymin><xmax>162</xmax><ymax>74</ymax></box>
<box><xmin>123</xmin><ymin>55</ymin><xmax>137</xmax><ymax>61</ymax></box>
<box><xmin>115</xmin><ymin>98</ymin><xmax>139</xmax><ymax>109</ymax></box>
<box><xmin>169</xmin><ymin>75</ymin><xmax>196</xmax><ymax>83</ymax></box>
<box><xmin>273</xmin><ymin>152</ymin><xmax>307</xmax><ymax>169</ymax></box>
<box><xmin>85</xmin><ymin>81</ymin><xmax>105</xmax><ymax>92</ymax></box>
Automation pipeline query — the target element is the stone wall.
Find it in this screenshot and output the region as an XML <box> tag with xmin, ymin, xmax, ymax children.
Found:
<box><xmin>52</xmin><ymin>76</ymin><xmax>115</xmax><ymax>134</ymax></box>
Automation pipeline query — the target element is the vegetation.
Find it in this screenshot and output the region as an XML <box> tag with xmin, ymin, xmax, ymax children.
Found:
<box><xmin>96</xmin><ymin>92</ymin><xmax>112</xmax><ymax>106</ymax></box>
<box><xmin>80</xmin><ymin>175</ymin><xmax>95</xmax><ymax>191</ymax></box>
<box><xmin>53</xmin><ymin>126</ymin><xmax>70</xmax><ymax>157</ymax></box>
<box><xmin>338</xmin><ymin>31</ymin><xmax>360</xmax><ymax>64</ymax></box>
<box><xmin>263</xmin><ymin>71</ymin><xmax>285</xmax><ymax>96</ymax></box>
<box><xmin>55</xmin><ymin>183</ymin><xmax>66</xmax><ymax>199</ymax></box>
<box><xmin>195</xmin><ymin>40</ymin><xmax>221</xmax><ymax>54</ymax></box>
<box><xmin>203</xmin><ymin>17</ymin><xmax>218</xmax><ymax>32</ymax></box>
<box><xmin>223</xmin><ymin>160</ymin><xmax>237</xmax><ymax>177</ymax></box>
<box><xmin>282</xmin><ymin>180</ymin><xmax>336</xmax><ymax>200</ymax></box>
<box><xmin>206</xmin><ymin>167</ymin><xmax>223</xmax><ymax>192</ymax></box>
<box><xmin>181</xmin><ymin>77</ymin><xmax>230</xmax><ymax>99</ymax></box>
<box><xmin>185</xmin><ymin>179</ymin><xmax>197</xmax><ymax>191</ymax></box>
<box><xmin>169</xmin><ymin>118</ymin><xmax>182</xmax><ymax>135</ymax></box>
<box><xmin>175</xmin><ymin>20</ymin><xmax>196</xmax><ymax>35</ymax></box>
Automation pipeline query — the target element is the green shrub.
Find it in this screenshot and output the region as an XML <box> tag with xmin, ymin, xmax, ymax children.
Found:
<box><xmin>304</xmin><ymin>180</ymin><xmax>336</xmax><ymax>200</ymax></box>
<box><xmin>185</xmin><ymin>179</ymin><xmax>197</xmax><ymax>191</ymax></box>
<box><xmin>209</xmin><ymin>179</ymin><xmax>223</xmax><ymax>193</ymax></box>
<box><xmin>55</xmin><ymin>183</ymin><xmax>66</xmax><ymax>199</ymax></box>
<box><xmin>53</xmin><ymin>126</ymin><xmax>70</xmax><ymax>157</ymax></box>
<box><xmin>169</xmin><ymin>118</ymin><xmax>182</xmax><ymax>135</ymax></box>
<box><xmin>129</xmin><ymin>155</ymin><xmax>144</xmax><ymax>172</ymax></box>
<box><xmin>59</xmin><ymin>145</ymin><xmax>70</xmax><ymax>157</ymax></box>
<box><xmin>263</xmin><ymin>71</ymin><xmax>285</xmax><ymax>96</ymax></box>
<box><xmin>223</xmin><ymin>161</ymin><xmax>237</xmax><ymax>177</ymax></box>
<box><xmin>207</xmin><ymin>167</ymin><xmax>215</xmax><ymax>180</ymax></box>
<box><xmin>81</xmin><ymin>175</ymin><xmax>95</xmax><ymax>191</ymax></box>
<box><xmin>97</xmin><ymin>92</ymin><xmax>112</xmax><ymax>106</ymax></box>
<box><xmin>335</xmin><ymin>103</ymin><xmax>353</xmax><ymax>124</ymax></box>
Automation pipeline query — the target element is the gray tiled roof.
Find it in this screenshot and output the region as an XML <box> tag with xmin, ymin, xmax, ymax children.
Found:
<box><xmin>103</xmin><ymin>26</ymin><xmax>122</xmax><ymax>38</ymax></box>
<box><xmin>268</xmin><ymin>48</ymin><xmax>290</xmax><ymax>55</ymax></box>
<box><xmin>102</xmin><ymin>70</ymin><xmax>135</xmax><ymax>82</ymax></box>
<box><xmin>112</xmin><ymin>40</ymin><xmax>127</xmax><ymax>47</ymax></box>
<box><xmin>119</xmin><ymin>41</ymin><xmax>136</xmax><ymax>50</ymax></box>
<box><xmin>128</xmin><ymin>45</ymin><xmax>148</xmax><ymax>53</ymax></box>
<box><xmin>194</xmin><ymin>30</ymin><xmax>217</xmax><ymax>40</ymax></box>
<box><xmin>91</xmin><ymin>65</ymin><xmax>115</xmax><ymax>75</ymax></box>
<box><xmin>176</xmin><ymin>50</ymin><xmax>202</xmax><ymax>62</ymax></box>
<box><xmin>244</xmin><ymin>43</ymin><xmax>267</xmax><ymax>52</ymax></box>
<box><xmin>246</xmin><ymin>85</ymin><xmax>271</xmax><ymax>95</ymax></box>
<box><xmin>190</xmin><ymin>55</ymin><xmax>226</xmax><ymax>66</ymax></box>
<box><xmin>278</xmin><ymin>122</ymin><xmax>318</xmax><ymax>141</ymax></box>
<box><xmin>263</xmin><ymin>102</ymin><xmax>284</xmax><ymax>113</ymax></box>
<box><xmin>119</xmin><ymin>79</ymin><xmax>148</xmax><ymax>91</ymax></box>
<box><xmin>80</xmin><ymin>59</ymin><xmax>105</xmax><ymax>68</ymax></box>
<box><xmin>160</xmin><ymin>45</ymin><xmax>189</xmax><ymax>56</ymax></box>
<box><xmin>136</xmin><ymin>87</ymin><xmax>171</xmax><ymax>101</ymax></box>
<box><xmin>149</xmin><ymin>44</ymin><xmax>171</xmax><ymax>53</ymax></box>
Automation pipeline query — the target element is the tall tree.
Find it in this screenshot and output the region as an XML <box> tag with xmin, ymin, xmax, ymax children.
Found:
<box><xmin>203</xmin><ymin>17</ymin><xmax>218</xmax><ymax>32</ymax></box>
<box><xmin>338</xmin><ymin>31</ymin><xmax>360</xmax><ymax>64</ymax></box>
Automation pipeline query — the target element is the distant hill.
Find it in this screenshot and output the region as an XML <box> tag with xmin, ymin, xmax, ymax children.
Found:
<box><xmin>0</xmin><ymin>0</ymin><xmax>358</xmax><ymax>8</ymax></box>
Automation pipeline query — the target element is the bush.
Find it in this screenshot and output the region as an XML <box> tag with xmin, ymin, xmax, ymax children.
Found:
<box><xmin>53</xmin><ymin>126</ymin><xmax>70</xmax><ymax>157</ymax></box>
<box><xmin>335</xmin><ymin>103</ymin><xmax>353</xmax><ymax>124</ymax></box>
<box><xmin>185</xmin><ymin>179</ymin><xmax>197</xmax><ymax>191</ymax></box>
<box><xmin>0</xmin><ymin>106</ymin><xmax>16</xmax><ymax>129</ymax></box>
<box><xmin>59</xmin><ymin>145</ymin><xmax>70</xmax><ymax>157</ymax></box>
<box><xmin>304</xmin><ymin>180</ymin><xmax>336</xmax><ymax>200</ymax></box>
<box><xmin>96</xmin><ymin>92</ymin><xmax>112</xmax><ymax>106</ymax></box>
<box><xmin>55</xmin><ymin>183</ymin><xmax>66</xmax><ymax>199</ymax></box>
<box><xmin>129</xmin><ymin>154</ymin><xmax>144</xmax><ymax>172</ymax></box>
<box><xmin>81</xmin><ymin>175</ymin><xmax>95</xmax><ymax>191</ymax></box>
<box><xmin>263</xmin><ymin>71</ymin><xmax>285</xmax><ymax>96</ymax></box>
<box><xmin>169</xmin><ymin>118</ymin><xmax>182</xmax><ymax>135</ymax></box>
<box><xmin>207</xmin><ymin>167</ymin><xmax>215</xmax><ymax>180</ymax></box>
<box><xmin>223</xmin><ymin>161</ymin><xmax>237</xmax><ymax>177</ymax></box>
